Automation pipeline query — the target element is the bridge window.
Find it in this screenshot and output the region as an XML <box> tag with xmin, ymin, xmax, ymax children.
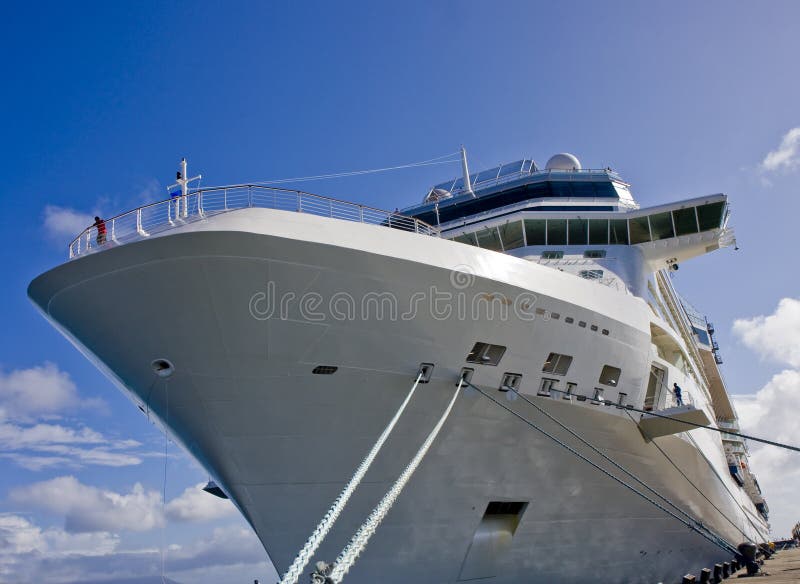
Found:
<box><xmin>476</xmin><ymin>227</ymin><xmax>503</xmax><ymax>251</ymax></box>
<box><xmin>610</xmin><ymin>219</ymin><xmax>629</xmax><ymax>244</ymax></box>
<box><xmin>453</xmin><ymin>232</ymin><xmax>478</xmax><ymax>246</ymax></box>
<box><xmin>547</xmin><ymin>219</ymin><xmax>567</xmax><ymax>245</ymax></box>
<box><xmin>542</xmin><ymin>352</ymin><xmax>573</xmax><ymax>376</ymax></box>
<box><xmin>649</xmin><ymin>212</ymin><xmax>675</xmax><ymax>240</ymax></box>
<box><xmin>499</xmin><ymin>221</ymin><xmax>524</xmax><ymax>250</ymax></box>
<box><xmin>697</xmin><ymin>201</ymin><xmax>725</xmax><ymax>231</ymax></box>
<box><xmin>524</xmin><ymin>219</ymin><xmax>547</xmax><ymax>245</ymax></box>
<box><xmin>629</xmin><ymin>216</ymin><xmax>651</xmax><ymax>244</ymax></box>
<box><xmin>589</xmin><ymin>219</ymin><xmax>609</xmax><ymax>244</ymax></box>
<box><xmin>673</xmin><ymin>207</ymin><xmax>699</xmax><ymax>235</ymax></box>
<box><xmin>568</xmin><ymin>219</ymin><xmax>588</xmax><ymax>245</ymax></box>
<box><xmin>541</xmin><ymin>250</ymin><xmax>563</xmax><ymax>259</ymax></box>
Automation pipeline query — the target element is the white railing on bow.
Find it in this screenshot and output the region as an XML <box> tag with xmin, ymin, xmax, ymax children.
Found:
<box><xmin>68</xmin><ymin>185</ymin><xmax>438</xmax><ymax>259</ymax></box>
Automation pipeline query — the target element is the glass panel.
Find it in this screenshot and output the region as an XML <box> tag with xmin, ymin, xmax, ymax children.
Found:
<box><xmin>568</xmin><ymin>219</ymin><xmax>588</xmax><ymax>245</ymax></box>
<box><xmin>524</xmin><ymin>219</ymin><xmax>547</xmax><ymax>245</ymax></box>
<box><xmin>522</xmin><ymin>160</ymin><xmax>533</xmax><ymax>173</ymax></box>
<box><xmin>673</xmin><ymin>207</ymin><xmax>698</xmax><ymax>236</ymax></box>
<box><xmin>453</xmin><ymin>232</ymin><xmax>477</xmax><ymax>246</ymax></box>
<box><xmin>476</xmin><ymin>227</ymin><xmax>503</xmax><ymax>251</ymax></box>
<box><xmin>697</xmin><ymin>201</ymin><xmax>725</xmax><ymax>231</ymax></box>
<box><xmin>610</xmin><ymin>219</ymin><xmax>629</xmax><ymax>244</ymax></box>
<box><xmin>434</xmin><ymin>180</ymin><xmax>456</xmax><ymax>192</ymax></box>
<box><xmin>475</xmin><ymin>167</ymin><xmax>501</xmax><ymax>184</ymax></box>
<box><xmin>452</xmin><ymin>177</ymin><xmax>464</xmax><ymax>191</ymax></box>
<box><xmin>498</xmin><ymin>160</ymin><xmax>524</xmax><ymax>177</ymax></box>
<box><xmin>547</xmin><ymin>219</ymin><xmax>567</xmax><ymax>245</ymax></box>
<box><xmin>629</xmin><ymin>216</ymin><xmax>651</xmax><ymax>244</ymax></box>
<box><xmin>649</xmin><ymin>212</ymin><xmax>674</xmax><ymax>240</ymax></box>
<box><xmin>499</xmin><ymin>221</ymin><xmax>524</xmax><ymax>250</ymax></box>
<box><xmin>589</xmin><ymin>219</ymin><xmax>609</xmax><ymax>244</ymax></box>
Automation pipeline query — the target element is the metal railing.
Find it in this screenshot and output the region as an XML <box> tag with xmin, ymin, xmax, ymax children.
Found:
<box><xmin>68</xmin><ymin>185</ymin><xmax>438</xmax><ymax>259</ymax></box>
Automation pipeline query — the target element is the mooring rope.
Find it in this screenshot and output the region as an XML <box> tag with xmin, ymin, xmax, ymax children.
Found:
<box><xmin>464</xmin><ymin>380</ymin><xmax>739</xmax><ymax>556</ymax></box>
<box><xmin>503</xmin><ymin>384</ymin><xmax>739</xmax><ymax>554</ymax></box>
<box><xmin>328</xmin><ymin>378</ymin><xmax>464</xmax><ymax>583</ymax></box>
<box><xmin>278</xmin><ymin>372</ymin><xmax>425</xmax><ymax>584</ymax></box>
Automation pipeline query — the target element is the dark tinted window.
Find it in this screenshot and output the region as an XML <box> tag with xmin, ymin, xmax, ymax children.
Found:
<box><xmin>499</xmin><ymin>221</ymin><xmax>524</xmax><ymax>250</ymax></box>
<box><xmin>568</xmin><ymin>219</ymin><xmax>588</xmax><ymax>245</ymax></box>
<box><xmin>697</xmin><ymin>201</ymin><xmax>725</xmax><ymax>231</ymax></box>
<box><xmin>524</xmin><ymin>219</ymin><xmax>547</xmax><ymax>245</ymax></box>
<box><xmin>589</xmin><ymin>219</ymin><xmax>609</xmax><ymax>244</ymax></box>
<box><xmin>673</xmin><ymin>207</ymin><xmax>698</xmax><ymax>236</ymax></box>
<box><xmin>547</xmin><ymin>219</ymin><xmax>567</xmax><ymax>245</ymax></box>
<box><xmin>476</xmin><ymin>227</ymin><xmax>503</xmax><ymax>251</ymax></box>
<box><xmin>649</xmin><ymin>212</ymin><xmax>675</xmax><ymax>240</ymax></box>
<box><xmin>629</xmin><ymin>216</ymin><xmax>651</xmax><ymax>244</ymax></box>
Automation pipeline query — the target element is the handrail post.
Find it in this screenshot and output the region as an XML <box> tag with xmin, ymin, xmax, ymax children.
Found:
<box><xmin>359</xmin><ymin>206</ymin><xmax>364</xmax><ymax>223</ymax></box>
<box><xmin>85</xmin><ymin>231</ymin><xmax>91</xmax><ymax>251</ymax></box>
<box><xmin>329</xmin><ymin>200</ymin><xmax>333</xmax><ymax>217</ymax></box>
<box><xmin>224</xmin><ymin>188</ymin><xmax>228</xmax><ymax>210</ymax></box>
<box><xmin>298</xmin><ymin>193</ymin><xmax>302</xmax><ymax>213</ymax></box>
<box><xmin>415</xmin><ymin>220</ymin><xmax>419</xmax><ymax>234</ymax></box>
<box><xmin>248</xmin><ymin>186</ymin><xmax>253</xmax><ymax>208</ymax></box>
<box><xmin>136</xmin><ymin>208</ymin><xmax>145</xmax><ymax>236</ymax></box>
<box><xmin>111</xmin><ymin>218</ymin><xmax>117</xmax><ymax>243</ymax></box>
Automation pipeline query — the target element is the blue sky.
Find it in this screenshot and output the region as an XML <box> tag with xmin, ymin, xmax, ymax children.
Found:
<box><xmin>1</xmin><ymin>1</ymin><xmax>799</xmax><ymax>582</ymax></box>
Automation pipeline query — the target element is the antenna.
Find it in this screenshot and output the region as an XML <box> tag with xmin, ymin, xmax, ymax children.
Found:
<box><xmin>166</xmin><ymin>158</ymin><xmax>203</xmax><ymax>218</ymax></box>
<box><xmin>460</xmin><ymin>146</ymin><xmax>475</xmax><ymax>198</ymax></box>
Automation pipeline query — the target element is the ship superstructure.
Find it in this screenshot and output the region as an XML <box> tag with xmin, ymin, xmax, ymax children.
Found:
<box><xmin>29</xmin><ymin>152</ymin><xmax>769</xmax><ymax>583</ymax></box>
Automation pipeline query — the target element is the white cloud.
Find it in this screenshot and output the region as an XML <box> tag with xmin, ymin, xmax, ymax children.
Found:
<box><xmin>43</xmin><ymin>205</ymin><xmax>96</xmax><ymax>242</ymax></box>
<box><xmin>0</xmin><ymin>363</ymin><xmax>82</xmax><ymax>420</ymax></box>
<box><xmin>0</xmin><ymin>514</ymin><xmax>270</xmax><ymax>584</ymax></box>
<box><xmin>760</xmin><ymin>127</ymin><xmax>800</xmax><ymax>174</ymax></box>
<box><xmin>165</xmin><ymin>483</ymin><xmax>235</xmax><ymax>522</ymax></box>
<box><xmin>9</xmin><ymin>477</ymin><xmax>164</xmax><ymax>533</ymax></box>
<box><xmin>10</xmin><ymin>477</ymin><xmax>236</xmax><ymax>533</ymax></box>
<box><xmin>732</xmin><ymin>297</ymin><xmax>800</xmax><ymax>368</ymax></box>
<box><xmin>732</xmin><ymin>370</ymin><xmax>800</xmax><ymax>537</ymax></box>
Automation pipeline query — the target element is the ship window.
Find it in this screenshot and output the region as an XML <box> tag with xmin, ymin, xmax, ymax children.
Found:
<box><xmin>649</xmin><ymin>212</ymin><xmax>675</xmax><ymax>240</ymax></box>
<box><xmin>697</xmin><ymin>201</ymin><xmax>725</xmax><ymax>231</ymax></box>
<box><xmin>602</xmin><ymin>329</ymin><xmax>609</xmax><ymax>335</ymax></box>
<box><xmin>610</xmin><ymin>219</ymin><xmax>629</xmax><ymax>244</ymax></box>
<box><xmin>589</xmin><ymin>219</ymin><xmax>609</xmax><ymax>245</ymax></box>
<box><xmin>524</xmin><ymin>219</ymin><xmax>547</xmax><ymax>245</ymax></box>
<box><xmin>565</xmin><ymin>317</ymin><xmax>574</xmax><ymax>323</ymax></box>
<box><xmin>476</xmin><ymin>227</ymin><xmax>503</xmax><ymax>251</ymax></box>
<box><xmin>568</xmin><ymin>219</ymin><xmax>588</xmax><ymax>245</ymax></box>
<box><xmin>629</xmin><ymin>216</ymin><xmax>651</xmax><ymax>244</ymax></box>
<box><xmin>541</xmin><ymin>250</ymin><xmax>563</xmax><ymax>259</ymax></box>
<box><xmin>673</xmin><ymin>207</ymin><xmax>699</xmax><ymax>236</ymax></box>
<box><xmin>599</xmin><ymin>365</ymin><xmax>622</xmax><ymax>386</ymax></box>
<box><xmin>542</xmin><ymin>352</ymin><xmax>573</xmax><ymax>376</ymax></box>
<box><xmin>550</xmin><ymin>312</ymin><xmax>560</xmax><ymax>320</ymax></box>
<box><xmin>466</xmin><ymin>342</ymin><xmax>506</xmax><ymax>366</ymax></box>
<box><xmin>475</xmin><ymin>166</ymin><xmax>501</xmax><ymax>184</ymax></box>
<box><xmin>499</xmin><ymin>221</ymin><xmax>524</xmax><ymax>250</ymax></box>
<box><xmin>453</xmin><ymin>232</ymin><xmax>477</xmax><ymax>246</ymax></box>
<box><xmin>578</xmin><ymin>321</ymin><xmax>587</xmax><ymax>328</ymax></box>
<box><xmin>584</xmin><ymin>250</ymin><xmax>607</xmax><ymax>258</ymax></box>
<box><xmin>590</xmin><ymin>324</ymin><xmax>598</xmax><ymax>331</ymax></box>
<box><xmin>579</xmin><ymin>269</ymin><xmax>604</xmax><ymax>280</ymax></box>
<box><xmin>547</xmin><ymin>219</ymin><xmax>567</xmax><ymax>245</ymax></box>
<box><xmin>498</xmin><ymin>160</ymin><xmax>524</xmax><ymax>177</ymax></box>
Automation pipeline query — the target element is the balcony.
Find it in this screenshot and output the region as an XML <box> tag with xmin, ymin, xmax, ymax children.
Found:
<box><xmin>68</xmin><ymin>185</ymin><xmax>438</xmax><ymax>259</ymax></box>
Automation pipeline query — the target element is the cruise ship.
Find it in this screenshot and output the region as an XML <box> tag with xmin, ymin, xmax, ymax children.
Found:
<box><xmin>29</xmin><ymin>151</ymin><xmax>770</xmax><ymax>583</ymax></box>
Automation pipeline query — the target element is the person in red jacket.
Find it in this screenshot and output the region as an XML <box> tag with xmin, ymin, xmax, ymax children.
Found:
<box><xmin>94</xmin><ymin>216</ymin><xmax>107</xmax><ymax>245</ymax></box>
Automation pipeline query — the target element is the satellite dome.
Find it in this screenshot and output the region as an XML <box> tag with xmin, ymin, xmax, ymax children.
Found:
<box><xmin>545</xmin><ymin>153</ymin><xmax>582</xmax><ymax>171</ymax></box>
<box><xmin>424</xmin><ymin>188</ymin><xmax>452</xmax><ymax>203</ymax></box>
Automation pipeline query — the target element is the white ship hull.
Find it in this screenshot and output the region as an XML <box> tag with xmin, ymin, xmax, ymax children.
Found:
<box><xmin>29</xmin><ymin>209</ymin><xmax>769</xmax><ymax>583</ymax></box>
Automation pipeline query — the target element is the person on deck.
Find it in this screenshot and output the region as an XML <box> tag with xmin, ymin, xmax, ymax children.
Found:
<box><xmin>94</xmin><ymin>216</ymin><xmax>107</xmax><ymax>245</ymax></box>
<box><xmin>672</xmin><ymin>382</ymin><xmax>683</xmax><ymax>406</ymax></box>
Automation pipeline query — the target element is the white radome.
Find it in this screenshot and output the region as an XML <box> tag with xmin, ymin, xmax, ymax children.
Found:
<box><xmin>545</xmin><ymin>152</ymin><xmax>582</xmax><ymax>171</ymax></box>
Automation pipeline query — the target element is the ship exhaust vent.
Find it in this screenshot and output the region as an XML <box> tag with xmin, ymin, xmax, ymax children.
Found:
<box><xmin>458</xmin><ymin>501</ymin><xmax>528</xmax><ymax>581</ymax></box>
<box><xmin>312</xmin><ymin>365</ymin><xmax>338</xmax><ymax>375</ymax></box>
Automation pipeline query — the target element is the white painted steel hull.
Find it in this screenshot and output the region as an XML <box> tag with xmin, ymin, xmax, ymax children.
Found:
<box><xmin>29</xmin><ymin>209</ymin><xmax>769</xmax><ymax>583</ymax></box>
